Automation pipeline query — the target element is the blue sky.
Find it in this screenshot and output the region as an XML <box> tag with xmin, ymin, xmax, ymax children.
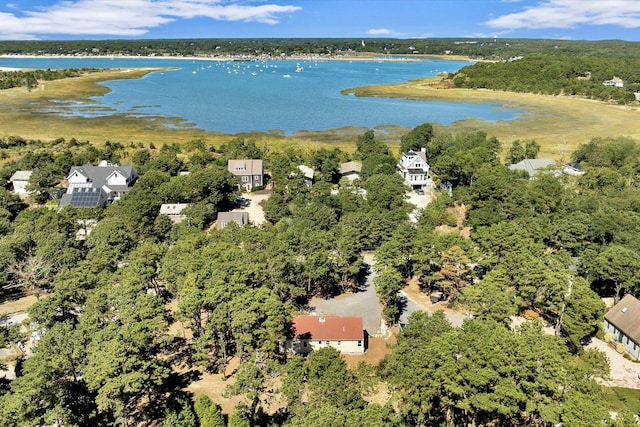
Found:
<box><xmin>1</xmin><ymin>0</ymin><xmax>640</xmax><ymax>41</ymax></box>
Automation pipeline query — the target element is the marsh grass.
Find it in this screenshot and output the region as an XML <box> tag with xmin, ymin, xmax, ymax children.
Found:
<box><xmin>1</xmin><ymin>69</ymin><xmax>639</xmax><ymax>158</ymax></box>
<box><xmin>344</xmin><ymin>77</ymin><xmax>640</xmax><ymax>159</ymax></box>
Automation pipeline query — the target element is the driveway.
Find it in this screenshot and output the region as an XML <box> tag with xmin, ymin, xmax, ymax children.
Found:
<box><xmin>587</xmin><ymin>338</ymin><xmax>640</xmax><ymax>389</ymax></box>
<box><xmin>406</xmin><ymin>190</ymin><xmax>432</xmax><ymax>223</ymax></box>
<box><xmin>398</xmin><ymin>289</ymin><xmax>467</xmax><ymax>327</ymax></box>
<box><xmin>309</xmin><ymin>253</ymin><xmax>384</xmax><ymax>336</ymax></box>
<box><xmin>235</xmin><ymin>189</ymin><xmax>270</xmax><ymax>226</ymax></box>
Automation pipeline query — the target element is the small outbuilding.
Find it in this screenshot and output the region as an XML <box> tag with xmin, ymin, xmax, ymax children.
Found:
<box><xmin>217</xmin><ymin>211</ymin><xmax>250</xmax><ymax>229</ymax></box>
<box><xmin>10</xmin><ymin>170</ymin><xmax>32</xmax><ymax>197</ymax></box>
<box><xmin>338</xmin><ymin>161</ymin><xmax>362</xmax><ymax>182</ymax></box>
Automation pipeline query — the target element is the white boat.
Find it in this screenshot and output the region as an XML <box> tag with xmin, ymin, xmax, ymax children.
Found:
<box><xmin>283</xmin><ymin>74</ymin><xmax>291</xmax><ymax>78</ymax></box>
<box><xmin>295</xmin><ymin>65</ymin><xmax>304</xmax><ymax>73</ymax></box>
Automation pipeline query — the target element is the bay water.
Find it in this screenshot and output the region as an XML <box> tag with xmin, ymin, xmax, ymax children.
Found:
<box><xmin>0</xmin><ymin>56</ymin><xmax>521</xmax><ymax>134</ymax></box>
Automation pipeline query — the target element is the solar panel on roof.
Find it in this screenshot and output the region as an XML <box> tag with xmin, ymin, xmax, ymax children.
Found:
<box><xmin>70</xmin><ymin>187</ymin><xmax>103</xmax><ymax>207</ymax></box>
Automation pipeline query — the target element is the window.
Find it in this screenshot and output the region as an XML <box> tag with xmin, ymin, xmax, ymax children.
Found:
<box><xmin>253</xmin><ymin>175</ymin><xmax>261</xmax><ymax>180</ymax></box>
<box><xmin>318</xmin><ymin>341</ymin><xmax>322</xmax><ymax>345</ymax></box>
<box><xmin>337</xmin><ymin>341</ymin><xmax>341</xmax><ymax>346</ymax></box>
<box><xmin>241</xmin><ymin>176</ymin><xmax>249</xmax><ymax>182</ymax></box>
<box><xmin>357</xmin><ymin>340</ymin><xmax>362</xmax><ymax>347</ymax></box>
<box><xmin>326</xmin><ymin>341</ymin><xmax>329</xmax><ymax>345</ymax></box>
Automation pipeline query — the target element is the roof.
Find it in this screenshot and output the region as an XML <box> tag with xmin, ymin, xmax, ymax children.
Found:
<box><xmin>227</xmin><ymin>159</ymin><xmax>263</xmax><ymax>176</ymax></box>
<box><xmin>69</xmin><ymin>162</ymin><xmax>137</xmax><ymax>188</ymax></box>
<box><xmin>10</xmin><ymin>170</ymin><xmax>32</xmax><ymax>181</ymax></box>
<box><xmin>339</xmin><ymin>161</ymin><xmax>362</xmax><ymax>175</ymax></box>
<box><xmin>403</xmin><ymin>148</ymin><xmax>427</xmax><ymax>163</ymax></box>
<box><xmin>160</xmin><ymin>203</ymin><xmax>189</xmax><ymax>215</ymax></box>
<box><xmin>292</xmin><ymin>315</ymin><xmax>364</xmax><ymax>341</ymax></box>
<box><xmin>217</xmin><ymin>211</ymin><xmax>250</xmax><ymax>229</ymax></box>
<box><xmin>509</xmin><ymin>159</ymin><xmax>557</xmax><ymax>177</ymax></box>
<box><xmin>605</xmin><ymin>294</ymin><xmax>640</xmax><ymax>344</ymax></box>
<box><xmin>297</xmin><ymin>165</ymin><xmax>314</xmax><ymax>180</ymax></box>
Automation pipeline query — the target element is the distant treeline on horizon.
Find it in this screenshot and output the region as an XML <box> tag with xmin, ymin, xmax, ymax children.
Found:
<box><xmin>1</xmin><ymin>38</ymin><xmax>640</xmax><ymax>60</ymax></box>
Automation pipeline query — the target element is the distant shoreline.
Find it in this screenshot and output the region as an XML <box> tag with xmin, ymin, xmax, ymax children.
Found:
<box><xmin>0</xmin><ymin>53</ymin><xmax>476</xmax><ymax>69</ymax></box>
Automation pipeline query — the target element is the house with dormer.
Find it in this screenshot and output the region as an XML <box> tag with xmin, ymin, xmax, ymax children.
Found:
<box><xmin>397</xmin><ymin>147</ymin><xmax>432</xmax><ymax>190</ymax></box>
<box><xmin>228</xmin><ymin>159</ymin><xmax>264</xmax><ymax>191</ymax></box>
<box><xmin>59</xmin><ymin>161</ymin><xmax>138</xmax><ymax>208</ymax></box>
<box><xmin>604</xmin><ymin>294</ymin><xmax>640</xmax><ymax>361</ymax></box>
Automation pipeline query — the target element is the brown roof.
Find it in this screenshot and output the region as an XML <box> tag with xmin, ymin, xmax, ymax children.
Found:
<box><xmin>605</xmin><ymin>294</ymin><xmax>640</xmax><ymax>344</ymax></box>
<box><xmin>293</xmin><ymin>315</ymin><xmax>364</xmax><ymax>341</ymax></box>
<box><xmin>339</xmin><ymin>161</ymin><xmax>362</xmax><ymax>175</ymax></box>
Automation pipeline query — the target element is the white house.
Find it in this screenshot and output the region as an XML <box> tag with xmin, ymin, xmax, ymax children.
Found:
<box><xmin>603</xmin><ymin>76</ymin><xmax>624</xmax><ymax>87</ymax></box>
<box><xmin>397</xmin><ymin>147</ymin><xmax>432</xmax><ymax>190</ymax></box>
<box><xmin>289</xmin><ymin>315</ymin><xmax>365</xmax><ymax>355</ymax></box>
<box><xmin>160</xmin><ymin>203</ymin><xmax>189</xmax><ymax>224</ymax></box>
<box><xmin>60</xmin><ymin>161</ymin><xmax>138</xmax><ymax>208</ymax></box>
<box><xmin>604</xmin><ymin>294</ymin><xmax>640</xmax><ymax>361</ymax></box>
<box><xmin>9</xmin><ymin>170</ymin><xmax>32</xmax><ymax>197</ymax></box>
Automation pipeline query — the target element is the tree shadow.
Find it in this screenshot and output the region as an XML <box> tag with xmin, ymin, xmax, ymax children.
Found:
<box><xmin>396</xmin><ymin>294</ymin><xmax>409</xmax><ymax>323</ymax></box>
<box><xmin>351</xmin><ymin>261</ymin><xmax>372</xmax><ymax>293</ymax></box>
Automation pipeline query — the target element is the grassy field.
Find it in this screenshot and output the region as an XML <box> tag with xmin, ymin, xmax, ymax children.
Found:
<box><xmin>1</xmin><ymin>69</ymin><xmax>639</xmax><ymax>157</ymax></box>
<box><xmin>601</xmin><ymin>386</ymin><xmax>640</xmax><ymax>414</ymax></box>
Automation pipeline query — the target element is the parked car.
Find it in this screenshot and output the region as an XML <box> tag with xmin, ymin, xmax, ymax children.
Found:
<box><xmin>415</xmin><ymin>188</ymin><xmax>424</xmax><ymax>195</ymax></box>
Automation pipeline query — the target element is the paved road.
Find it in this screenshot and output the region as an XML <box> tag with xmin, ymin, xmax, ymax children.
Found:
<box><xmin>309</xmin><ymin>254</ymin><xmax>383</xmax><ymax>336</ymax></box>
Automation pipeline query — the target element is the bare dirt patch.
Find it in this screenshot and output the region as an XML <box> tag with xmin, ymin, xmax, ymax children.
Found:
<box><xmin>184</xmin><ymin>358</ymin><xmax>243</xmax><ymax>415</ymax></box>
<box><xmin>435</xmin><ymin>203</ymin><xmax>471</xmax><ymax>238</ymax></box>
<box><xmin>0</xmin><ymin>294</ymin><xmax>38</xmax><ymax>314</ymax></box>
<box><xmin>344</xmin><ymin>332</ymin><xmax>396</xmax><ymax>369</ymax></box>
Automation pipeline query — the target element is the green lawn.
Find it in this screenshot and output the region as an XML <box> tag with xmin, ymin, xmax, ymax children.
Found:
<box><xmin>601</xmin><ymin>386</ymin><xmax>640</xmax><ymax>414</ymax></box>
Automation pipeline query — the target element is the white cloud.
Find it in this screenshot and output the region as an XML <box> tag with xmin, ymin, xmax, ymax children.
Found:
<box><xmin>486</xmin><ymin>0</ymin><xmax>640</xmax><ymax>29</ymax></box>
<box><xmin>367</xmin><ymin>28</ymin><xmax>396</xmax><ymax>36</ymax></box>
<box><xmin>0</xmin><ymin>0</ymin><xmax>302</xmax><ymax>39</ymax></box>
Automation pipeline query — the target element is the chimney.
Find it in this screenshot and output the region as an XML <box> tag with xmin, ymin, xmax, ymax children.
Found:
<box><xmin>421</xmin><ymin>147</ymin><xmax>426</xmax><ymax>154</ymax></box>
<box><xmin>319</xmin><ymin>316</ymin><xmax>325</xmax><ymax>323</ymax></box>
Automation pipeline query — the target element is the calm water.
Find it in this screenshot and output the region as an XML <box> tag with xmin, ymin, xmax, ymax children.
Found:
<box><xmin>0</xmin><ymin>56</ymin><xmax>521</xmax><ymax>134</ymax></box>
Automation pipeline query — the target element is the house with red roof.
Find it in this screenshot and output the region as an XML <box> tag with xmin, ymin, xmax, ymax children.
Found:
<box><xmin>289</xmin><ymin>315</ymin><xmax>366</xmax><ymax>355</ymax></box>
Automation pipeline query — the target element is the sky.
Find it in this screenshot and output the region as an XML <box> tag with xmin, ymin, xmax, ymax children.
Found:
<box><xmin>1</xmin><ymin>0</ymin><xmax>640</xmax><ymax>41</ymax></box>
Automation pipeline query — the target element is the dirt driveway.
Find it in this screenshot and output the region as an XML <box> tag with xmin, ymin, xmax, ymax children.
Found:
<box><xmin>235</xmin><ymin>189</ymin><xmax>270</xmax><ymax>226</ymax></box>
<box><xmin>587</xmin><ymin>338</ymin><xmax>640</xmax><ymax>389</ymax></box>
